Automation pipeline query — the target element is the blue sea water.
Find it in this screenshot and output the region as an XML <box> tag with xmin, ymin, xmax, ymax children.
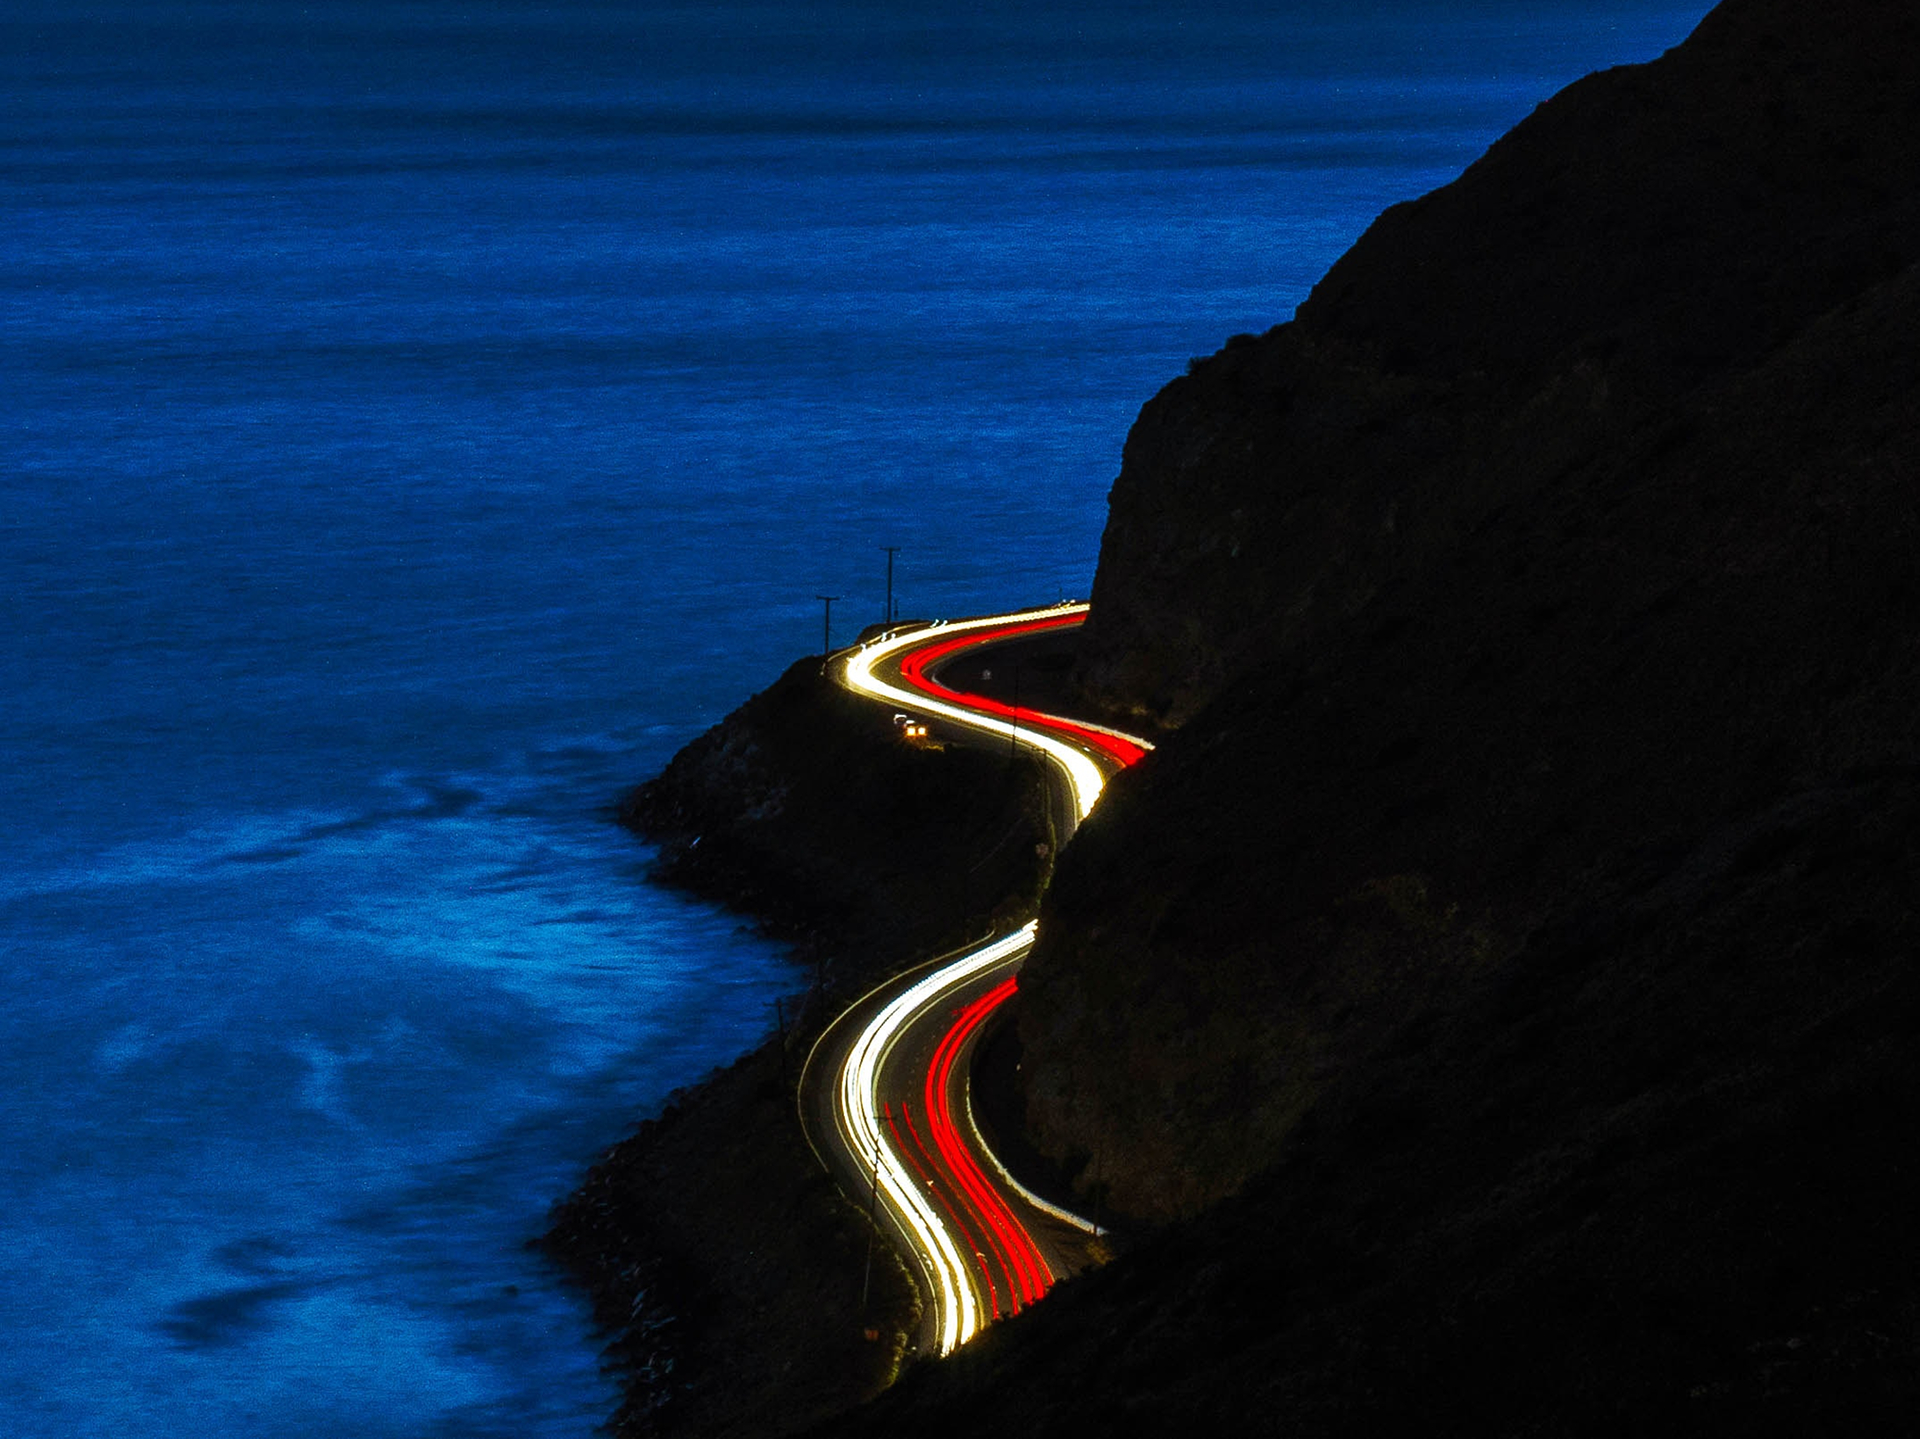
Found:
<box><xmin>1</xmin><ymin>1</ymin><xmax>1710</xmax><ymax>1433</ymax></box>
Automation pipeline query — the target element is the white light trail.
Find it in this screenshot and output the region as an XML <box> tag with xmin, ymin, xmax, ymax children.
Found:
<box><xmin>838</xmin><ymin>923</ymin><xmax>1037</xmax><ymax>1355</ymax></box>
<box><xmin>964</xmin><ymin>1083</ymin><xmax>1102</xmax><ymax>1236</ymax></box>
<box><xmin>826</xmin><ymin>605</ymin><xmax>1154</xmax><ymax>1354</ymax></box>
<box><xmin>843</xmin><ymin>604</ymin><xmax>1111</xmax><ymax>820</ymax></box>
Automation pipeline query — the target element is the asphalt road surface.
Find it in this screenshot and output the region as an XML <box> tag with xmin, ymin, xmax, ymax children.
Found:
<box><xmin>798</xmin><ymin>605</ymin><xmax>1150</xmax><ymax>1357</ymax></box>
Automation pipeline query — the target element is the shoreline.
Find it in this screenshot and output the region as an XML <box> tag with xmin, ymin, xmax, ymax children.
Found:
<box><xmin>543</xmin><ymin>649</ymin><xmax>1058</xmax><ymax>1434</ymax></box>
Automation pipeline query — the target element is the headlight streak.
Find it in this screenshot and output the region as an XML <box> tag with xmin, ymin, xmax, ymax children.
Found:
<box><xmin>843</xmin><ymin>604</ymin><xmax>1145</xmax><ymax>821</ymax></box>
<box><xmin>836</xmin><ymin>923</ymin><xmax>1036</xmax><ymax>1356</ymax></box>
<box><xmin>892</xmin><ymin>1100</ymin><xmax>1005</xmax><ymax>1320</ymax></box>
<box><xmin>894</xmin><ymin>618</ymin><xmax>1150</xmax><ymax>770</ymax></box>
<box><xmin>825</xmin><ymin>606</ymin><xmax>1155</xmax><ymax>1357</ymax></box>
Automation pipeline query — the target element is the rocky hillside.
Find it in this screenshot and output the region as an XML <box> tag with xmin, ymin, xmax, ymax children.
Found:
<box><xmin>860</xmin><ymin>0</ymin><xmax>1920</xmax><ymax>1429</ymax></box>
<box><xmin>1076</xmin><ymin>0</ymin><xmax>1920</xmax><ymax>729</ymax></box>
<box><xmin>627</xmin><ymin>655</ymin><xmax>1053</xmax><ymax>980</ymax></box>
<box><xmin>550</xmin><ymin>661</ymin><xmax>1053</xmax><ymax>1434</ymax></box>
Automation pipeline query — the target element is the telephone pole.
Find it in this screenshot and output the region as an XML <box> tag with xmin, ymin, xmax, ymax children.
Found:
<box><xmin>880</xmin><ymin>546</ymin><xmax>899</xmax><ymax>627</ymax></box>
<box><xmin>860</xmin><ymin>1141</ymin><xmax>882</xmax><ymax>1312</ymax></box>
<box><xmin>860</xmin><ymin>1103</ymin><xmax>892</xmax><ymax>1319</ymax></box>
<box><xmin>816</xmin><ymin>595</ymin><xmax>840</xmax><ymax>674</ymax></box>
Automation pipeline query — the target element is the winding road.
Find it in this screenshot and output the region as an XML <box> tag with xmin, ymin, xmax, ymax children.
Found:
<box><xmin>798</xmin><ymin>604</ymin><xmax>1150</xmax><ymax>1357</ymax></box>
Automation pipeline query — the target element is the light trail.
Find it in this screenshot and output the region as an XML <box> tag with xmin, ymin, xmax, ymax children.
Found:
<box><xmin>964</xmin><ymin>1066</ymin><xmax>1105</xmax><ymax>1237</ymax></box>
<box><xmin>835</xmin><ymin>923</ymin><xmax>1036</xmax><ymax>1355</ymax></box>
<box><xmin>815</xmin><ymin>603</ymin><xmax>1154</xmax><ymax>1356</ymax></box>
<box><xmin>922</xmin><ymin>973</ymin><xmax>1053</xmax><ymax>1311</ymax></box>
<box><xmin>895</xmin><ymin>617</ymin><xmax>1150</xmax><ymax>770</ymax></box>
<box><xmin>842</xmin><ymin>603</ymin><xmax>1138</xmax><ymax>821</ymax></box>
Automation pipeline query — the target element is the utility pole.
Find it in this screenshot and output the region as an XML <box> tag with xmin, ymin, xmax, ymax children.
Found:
<box><xmin>880</xmin><ymin>546</ymin><xmax>899</xmax><ymax>627</ymax></box>
<box><xmin>861</xmin><ymin>1104</ymin><xmax>888</xmax><ymax>1317</ymax></box>
<box><xmin>860</xmin><ymin>1149</ymin><xmax>881</xmax><ymax>1312</ymax></box>
<box><xmin>816</xmin><ymin>595</ymin><xmax>839</xmax><ymax>675</ymax></box>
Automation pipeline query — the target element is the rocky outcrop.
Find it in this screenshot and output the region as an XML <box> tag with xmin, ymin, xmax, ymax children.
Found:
<box><xmin>545</xmin><ymin>1037</ymin><xmax>920</xmax><ymax>1437</ymax></box>
<box><xmin>1030</xmin><ymin>248</ymin><xmax>1920</xmax><ymax>1222</ymax></box>
<box><xmin>551</xmin><ymin>660</ymin><xmax>1053</xmax><ymax>1434</ymax></box>
<box><xmin>1076</xmin><ymin>0</ymin><xmax>1920</xmax><ymax>730</ymax></box>
<box><xmin>849</xmin><ymin>0</ymin><xmax>1920</xmax><ymax>1428</ymax></box>
<box><xmin>568</xmin><ymin>0</ymin><xmax>1920</xmax><ymax>1429</ymax></box>
<box><xmin>626</xmin><ymin>656</ymin><xmax>1053</xmax><ymax>980</ymax></box>
<box><xmin>1033</xmin><ymin>0</ymin><xmax>1920</xmax><ymax>1221</ymax></box>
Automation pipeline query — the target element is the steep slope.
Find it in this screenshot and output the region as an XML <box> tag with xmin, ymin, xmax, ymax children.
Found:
<box><xmin>1076</xmin><ymin>0</ymin><xmax>1920</xmax><ymax>728</ymax></box>
<box><xmin>1029</xmin><ymin>254</ymin><xmax>1920</xmax><ymax>1221</ymax></box>
<box><xmin>1032</xmin><ymin>0</ymin><xmax>1920</xmax><ymax>1220</ymax></box>
<box><xmin>855</xmin><ymin>0</ymin><xmax>1920</xmax><ymax>1429</ymax></box>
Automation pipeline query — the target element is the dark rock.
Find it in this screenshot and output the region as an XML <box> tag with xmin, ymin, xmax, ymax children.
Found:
<box><xmin>860</xmin><ymin>0</ymin><xmax>1920</xmax><ymax>1430</ymax></box>
<box><xmin>1076</xmin><ymin>0</ymin><xmax>1920</xmax><ymax>729</ymax></box>
<box><xmin>624</xmin><ymin>654</ymin><xmax>1054</xmax><ymax>988</ymax></box>
<box><xmin>551</xmin><ymin>659</ymin><xmax>1053</xmax><ymax>1434</ymax></box>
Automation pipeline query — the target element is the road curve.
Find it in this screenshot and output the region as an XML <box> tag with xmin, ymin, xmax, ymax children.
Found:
<box><xmin>799</xmin><ymin>603</ymin><xmax>1150</xmax><ymax>1357</ymax></box>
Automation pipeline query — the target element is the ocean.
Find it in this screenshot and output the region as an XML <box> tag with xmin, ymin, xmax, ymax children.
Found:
<box><xmin>0</xmin><ymin>1</ymin><xmax>1709</xmax><ymax>1432</ymax></box>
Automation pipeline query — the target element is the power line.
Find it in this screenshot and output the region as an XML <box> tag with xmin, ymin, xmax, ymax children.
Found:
<box><xmin>815</xmin><ymin>595</ymin><xmax>841</xmax><ymax>674</ymax></box>
<box><xmin>880</xmin><ymin>546</ymin><xmax>900</xmax><ymax>626</ymax></box>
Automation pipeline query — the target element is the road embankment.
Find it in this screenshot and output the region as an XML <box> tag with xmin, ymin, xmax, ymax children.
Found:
<box><xmin>544</xmin><ymin>653</ymin><xmax>1052</xmax><ymax>1435</ymax></box>
<box><xmin>624</xmin><ymin>654</ymin><xmax>1053</xmax><ymax>981</ymax></box>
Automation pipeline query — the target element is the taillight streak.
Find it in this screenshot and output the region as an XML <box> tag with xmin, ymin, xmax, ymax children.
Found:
<box><xmin>826</xmin><ymin>606</ymin><xmax>1154</xmax><ymax>1356</ymax></box>
<box><xmin>892</xmin><ymin>1101</ymin><xmax>1004</xmax><ymax>1321</ymax></box>
<box><xmin>893</xmin><ymin>616</ymin><xmax>1149</xmax><ymax>770</ymax></box>
<box><xmin>922</xmin><ymin>974</ymin><xmax>1054</xmax><ymax>1311</ymax></box>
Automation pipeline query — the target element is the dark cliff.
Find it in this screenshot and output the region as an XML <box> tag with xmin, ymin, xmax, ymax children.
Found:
<box><xmin>863</xmin><ymin>0</ymin><xmax>1920</xmax><ymax>1429</ymax></box>
<box><xmin>1077</xmin><ymin>0</ymin><xmax>1920</xmax><ymax>731</ymax></box>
